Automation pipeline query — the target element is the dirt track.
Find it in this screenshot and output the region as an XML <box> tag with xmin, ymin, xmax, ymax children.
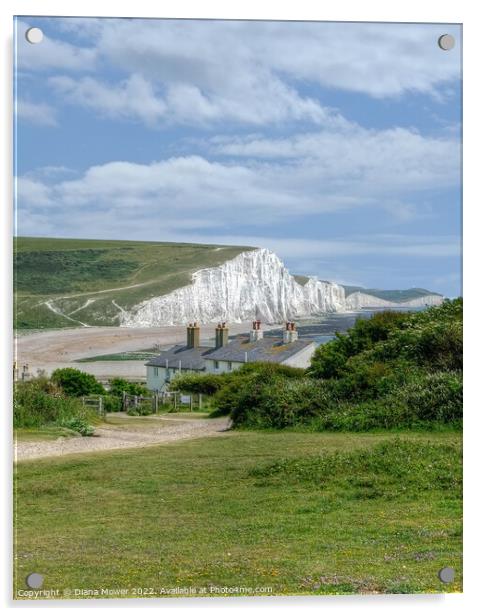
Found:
<box><xmin>15</xmin><ymin>414</ymin><xmax>231</xmax><ymax>461</ymax></box>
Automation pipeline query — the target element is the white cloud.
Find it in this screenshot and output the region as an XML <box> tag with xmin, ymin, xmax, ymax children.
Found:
<box><xmin>49</xmin><ymin>74</ymin><xmax>166</xmax><ymax>125</ymax></box>
<box><xmin>16</xmin><ymin>100</ymin><xmax>58</xmax><ymax>126</ymax></box>
<box><xmin>15</xmin><ymin>117</ymin><xmax>460</xmax><ymax>238</ymax></box>
<box><xmin>210</xmin><ymin>126</ymin><xmax>460</xmax><ymax>194</ymax></box>
<box><xmin>96</xmin><ymin>19</ymin><xmax>460</xmax><ymax>100</ymax></box>
<box><xmin>16</xmin><ymin>20</ymin><xmax>96</xmax><ymax>71</ymax></box>
<box><xmin>17</xmin><ymin>19</ymin><xmax>460</xmax><ymax>128</ymax></box>
<box><xmin>16</xmin><ymin>177</ymin><xmax>54</xmax><ymax>207</ymax></box>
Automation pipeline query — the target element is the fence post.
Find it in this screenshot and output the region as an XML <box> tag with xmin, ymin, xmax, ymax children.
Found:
<box><xmin>122</xmin><ymin>391</ymin><xmax>126</xmax><ymax>412</ymax></box>
<box><xmin>199</xmin><ymin>393</ymin><xmax>202</xmax><ymax>410</ymax></box>
<box><xmin>99</xmin><ymin>396</ymin><xmax>104</xmax><ymax>417</ymax></box>
<box><xmin>154</xmin><ymin>393</ymin><xmax>158</xmax><ymax>414</ymax></box>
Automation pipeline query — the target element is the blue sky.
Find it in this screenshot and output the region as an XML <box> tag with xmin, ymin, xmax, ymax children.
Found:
<box><xmin>14</xmin><ymin>17</ymin><xmax>462</xmax><ymax>296</ymax></box>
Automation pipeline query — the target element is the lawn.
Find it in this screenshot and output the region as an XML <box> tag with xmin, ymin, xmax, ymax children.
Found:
<box><xmin>14</xmin><ymin>429</ymin><xmax>462</xmax><ymax>599</ymax></box>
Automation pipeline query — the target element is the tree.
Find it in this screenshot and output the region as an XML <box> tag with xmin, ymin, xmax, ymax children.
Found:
<box><xmin>109</xmin><ymin>378</ymin><xmax>149</xmax><ymax>397</ymax></box>
<box><xmin>51</xmin><ymin>368</ymin><xmax>105</xmax><ymax>397</ymax></box>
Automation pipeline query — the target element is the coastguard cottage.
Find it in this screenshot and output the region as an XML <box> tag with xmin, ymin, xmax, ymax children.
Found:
<box><xmin>145</xmin><ymin>320</ymin><xmax>315</xmax><ymax>391</ymax></box>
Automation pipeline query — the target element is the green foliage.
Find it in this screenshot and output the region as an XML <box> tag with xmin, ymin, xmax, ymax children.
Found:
<box><xmin>308</xmin><ymin>310</ymin><xmax>410</xmax><ymax>379</ymax></box>
<box><xmin>396</xmin><ymin>370</ymin><xmax>462</xmax><ymax>424</ymax></box>
<box><xmin>108</xmin><ymin>378</ymin><xmax>149</xmax><ymax>397</ymax></box>
<box><xmin>226</xmin><ymin>300</ymin><xmax>463</xmax><ymax>431</ymax></box>
<box><xmin>126</xmin><ymin>403</ymin><xmax>153</xmax><ymax>416</ymax></box>
<box><xmin>169</xmin><ymin>372</ymin><xmax>226</xmax><ymax>395</ymax></box>
<box><xmin>250</xmin><ymin>439</ymin><xmax>462</xmax><ymax>499</ymax></box>
<box><xmin>61</xmin><ymin>417</ymin><xmax>95</xmax><ymax>437</ymax></box>
<box><xmin>13</xmin><ymin>377</ymin><xmax>95</xmax><ymax>431</ymax></box>
<box><xmin>236</xmin><ymin>361</ymin><xmax>305</xmax><ymax>379</ymax></box>
<box><xmin>102</xmin><ymin>395</ymin><xmax>123</xmax><ymax>413</ymax></box>
<box><xmin>51</xmin><ymin>368</ymin><xmax>105</xmax><ymax>397</ymax></box>
<box><xmin>170</xmin><ymin>363</ymin><xmax>305</xmax><ymax>404</ymax></box>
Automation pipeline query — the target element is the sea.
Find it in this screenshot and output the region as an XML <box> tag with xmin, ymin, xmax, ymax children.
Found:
<box><xmin>264</xmin><ymin>307</ymin><xmax>426</xmax><ymax>346</ymax></box>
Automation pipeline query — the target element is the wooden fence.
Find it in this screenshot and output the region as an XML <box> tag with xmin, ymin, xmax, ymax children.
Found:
<box><xmin>81</xmin><ymin>395</ymin><xmax>106</xmax><ymax>418</ymax></box>
<box><xmin>121</xmin><ymin>391</ymin><xmax>203</xmax><ymax>413</ymax></box>
<box><xmin>81</xmin><ymin>392</ymin><xmax>203</xmax><ymax>416</ymax></box>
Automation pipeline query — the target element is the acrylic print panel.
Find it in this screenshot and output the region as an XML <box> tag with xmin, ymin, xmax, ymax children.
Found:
<box><xmin>13</xmin><ymin>17</ymin><xmax>462</xmax><ymax>600</ymax></box>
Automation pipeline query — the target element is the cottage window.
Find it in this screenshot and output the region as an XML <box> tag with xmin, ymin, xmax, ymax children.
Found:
<box><xmin>154</xmin><ymin>367</ymin><xmax>159</xmax><ymax>376</ymax></box>
<box><xmin>228</xmin><ymin>361</ymin><xmax>232</xmax><ymax>371</ymax></box>
<box><xmin>214</xmin><ymin>360</ymin><xmax>219</xmax><ymax>369</ymax></box>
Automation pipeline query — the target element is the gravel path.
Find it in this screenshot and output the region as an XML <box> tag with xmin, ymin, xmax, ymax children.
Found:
<box><xmin>15</xmin><ymin>416</ymin><xmax>232</xmax><ymax>462</ymax></box>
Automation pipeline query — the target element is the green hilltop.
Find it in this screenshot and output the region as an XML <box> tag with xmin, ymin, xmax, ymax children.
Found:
<box><xmin>14</xmin><ymin>237</ymin><xmax>254</xmax><ymax>329</ymax></box>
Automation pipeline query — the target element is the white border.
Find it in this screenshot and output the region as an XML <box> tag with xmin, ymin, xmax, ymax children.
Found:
<box><xmin>1</xmin><ymin>1</ymin><xmax>480</xmax><ymax>614</ymax></box>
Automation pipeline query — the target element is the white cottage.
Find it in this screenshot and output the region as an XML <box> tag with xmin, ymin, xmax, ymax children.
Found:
<box><xmin>145</xmin><ymin>321</ymin><xmax>316</xmax><ymax>391</ymax></box>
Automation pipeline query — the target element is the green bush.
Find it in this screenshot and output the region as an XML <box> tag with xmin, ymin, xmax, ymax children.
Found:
<box><xmin>235</xmin><ymin>362</ymin><xmax>306</xmax><ymax>379</ymax></box>
<box><xmin>126</xmin><ymin>403</ymin><xmax>153</xmax><ymax>416</ymax></box>
<box><xmin>51</xmin><ymin>368</ymin><xmax>105</xmax><ymax>397</ymax></box>
<box><xmin>396</xmin><ymin>370</ymin><xmax>462</xmax><ymax>424</ymax></box>
<box><xmin>170</xmin><ymin>362</ymin><xmax>305</xmax><ymax>398</ymax></box>
<box><xmin>309</xmin><ymin>300</ymin><xmax>462</xmax><ymax>379</ymax></box>
<box><xmin>109</xmin><ymin>378</ymin><xmax>149</xmax><ymax>397</ymax></box>
<box><xmin>229</xmin><ymin>369</ymin><xmax>462</xmax><ymax>432</ymax></box>
<box><xmin>102</xmin><ymin>395</ymin><xmax>122</xmax><ymax>413</ymax></box>
<box><xmin>169</xmin><ymin>372</ymin><xmax>226</xmax><ymax>395</ymax></box>
<box><xmin>13</xmin><ymin>378</ymin><xmax>94</xmax><ymax>429</ymax></box>
<box><xmin>163</xmin><ymin>301</ymin><xmax>463</xmax><ymax>432</ymax></box>
<box><xmin>308</xmin><ymin>310</ymin><xmax>410</xmax><ymax>379</ymax></box>
<box><xmin>61</xmin><ymin>417</ymin><xmax>95</xmax><ymax>437</ymax></box>
<box><xmin>229</xmin><ymin>374</ymin><xmax>335</xmax><ymax>429</ymax></box>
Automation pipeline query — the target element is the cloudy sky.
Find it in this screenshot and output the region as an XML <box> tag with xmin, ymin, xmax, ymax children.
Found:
<box><xmin>14</xmin><ymin>17</ymin><xmax>462</xmax><ymax>296</ymax></box>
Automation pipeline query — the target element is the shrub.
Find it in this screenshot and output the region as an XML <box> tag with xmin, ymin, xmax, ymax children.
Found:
<box><xmin>308</xmin><ymin>300</ymin><xmax>462</xmax><ymax>379</ymax></box>
<box><xmin>61</xmin><ymin>417</ymin><xmax>95</xmax><ymax>437</ymax></box>
<box><xmin>126</xmin><ymin>403</ymin><xmax>153</xmax><ymax>416</ymax></box>
<box><xmin>308</xmin><ymin>310</ymin><xmax>410</xmax><ymax>379</ymax></box>
<box><xmin>13</xmin><ymin>378</ymin><xmax>94</xmax><ymax>429</ymax></box>
<box><xmin>102</xmin><ymin>395</ymin><xmax>122</xmax><ymax>413</ymax></box>
<box><xmin>397</xmin><ymin>370</ymin><xmax>462</xmax><ymax>424</ymax></box>
<box><xmin>229</xmin><ymin>375</ymin><xmax>335</xmax><ymax>429</ymax></box>
<box><xmin>51</xmin><ymin>368</ymin><xmax>105</xmax><ymax>397</ymax></box>
<box><xmin>226</xmin><ymin>368</ymin><xmax>462</xmax><ymax>432</ymax></box>
<box><xmin>109</xmin><ymin>378</ymin><xmax>149</xmax><ymax>397</ymax></box>
<box><xmin>236</xmin><ymin>362</ymin><xmax>306</xmax><ymax>379</ymax></box>
<box><xmin>169</xmin><ymin>372</ymin><xmax>226</xmax><ymax>395</ymax></box>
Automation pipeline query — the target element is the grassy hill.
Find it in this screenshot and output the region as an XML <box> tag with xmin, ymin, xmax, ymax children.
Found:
<box><xmin>14</xmin><ymin>237</ymin><xmax>254</xmax><ymax>329</ymax></box>
<box><xmin>342</xmin><ymin>286</ymin><xmax>442</xmax><ymax>303</ymax></box>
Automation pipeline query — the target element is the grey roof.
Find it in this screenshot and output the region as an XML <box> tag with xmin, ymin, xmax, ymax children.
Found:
<box><xmin>145</xmin><ymin>345</ymin><xmax>212</xmax><ymax>371</ymax></box>
<box><xmin>204</xmin><ymin>336</ymin><xmax>314</xmax><ymax>364</ymax></box>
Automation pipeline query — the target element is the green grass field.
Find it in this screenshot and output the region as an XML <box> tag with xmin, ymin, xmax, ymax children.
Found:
<box><xmin>14</xmin><ymin>237</ymin><xmax>253</xmax><ymax>328</ymax></box>
<box><xmin>14</xmin><ymin>429</ymin><xmax>462</xmax><ymax>599</ymax></box>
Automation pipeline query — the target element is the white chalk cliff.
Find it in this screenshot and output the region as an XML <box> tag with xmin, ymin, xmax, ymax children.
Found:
<box><xmin>345</xmin><ymin>291</ymin><xmax>444</xmax><ymax>310</ymax></box>
<box><xmin>120</xmin><ymin>248</ymin><xmax>345</xmax><ymax>326</ymax></box>
<box><xmin>119</xmin><ymin>248</ymin><xmax>444</xmax><ymax>327</ymax></box>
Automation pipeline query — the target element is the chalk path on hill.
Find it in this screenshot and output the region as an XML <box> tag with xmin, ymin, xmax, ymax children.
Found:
<box><xmin>15</xmin><ymin>415</ymin><xmax>231</xmax><ymax>462</ymax></box>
